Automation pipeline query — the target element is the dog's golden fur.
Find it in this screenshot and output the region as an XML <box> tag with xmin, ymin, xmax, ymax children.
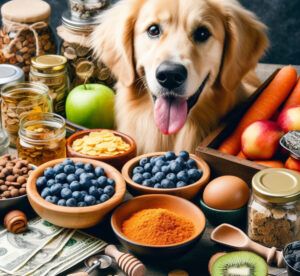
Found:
<box><xmin>92</xmin><ymin>0</ymin><xmax>268</xmax><ymax>154</ymax></box>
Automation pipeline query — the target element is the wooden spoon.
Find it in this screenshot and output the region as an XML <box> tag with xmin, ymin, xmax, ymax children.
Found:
<box><xmin>210</xmin><ymin>223</ymin><xmax>284</xmax><ymax>268</ymax></box>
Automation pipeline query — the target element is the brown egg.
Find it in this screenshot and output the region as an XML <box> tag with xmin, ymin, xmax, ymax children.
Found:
<box><xmin>203</xmin><ymin>175</ymin><xmax>250</xmax><ymax>210</ymax></box>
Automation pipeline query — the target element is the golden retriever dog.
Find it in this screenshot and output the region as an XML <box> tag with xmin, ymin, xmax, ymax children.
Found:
<box><xmin>92</xmin><ymin>0</ymin><xmax>268</xmax><ymax>154</ymax></box>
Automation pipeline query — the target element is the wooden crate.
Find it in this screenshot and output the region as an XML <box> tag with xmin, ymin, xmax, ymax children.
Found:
<box><xmin>196</xmin><ymin>69</ymin><xmax>280</xmax><ymax>184</ymax></box>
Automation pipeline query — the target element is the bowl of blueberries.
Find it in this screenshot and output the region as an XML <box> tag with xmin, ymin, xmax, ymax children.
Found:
<box><xmin>283</xmin><ymin>241</ymin><xmax>300</xmax><ymax>276</ymax></box>
<box><xmin>122</xmin><ymin>151</ymin><xmax>210</xmax><ymax>200</ymax></box>
<box><xmin>26</xmin><ymin>158</ymin><xmax>126</xmax><ymax>229</ymax></box>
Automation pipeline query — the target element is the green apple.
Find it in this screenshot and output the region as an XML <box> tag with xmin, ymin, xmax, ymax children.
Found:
<box><xmin>66</xmin><ymin>84</ymin><xmax>115</xmax><ymax>129</ymax></box>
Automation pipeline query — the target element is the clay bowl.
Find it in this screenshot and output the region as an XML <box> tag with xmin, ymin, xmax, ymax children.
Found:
<box><xmin>66</xmin><ymin>129</ymin><xmax>137</xmax><ymax>170</ymax></box>
<box><xmin>27</xmin><ymin>158</ymin><xmax>126</xmax><ymax>229</ymax></box>
<box><xmin>122</xmin><ymin>152</ymin><xmax>210</xmax><ymax>200</ymax></box>
<box><xmin>111</xmin><ymin>194</ymin><xmax>206</xmax><ymax>257</ymax></box>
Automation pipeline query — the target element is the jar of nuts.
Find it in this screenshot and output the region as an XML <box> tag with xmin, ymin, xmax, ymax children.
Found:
<box><xmin>69</xmin><ymin>0</ymin><xmax>108</xmax><ymax>20</ymax></box>
<box><xmin>0</xmin><ymin>0</ymin><xmax>57</xmax><ymax>79</ymax></box>
<box><xmin>30</xmin><ymin>55</ymin><xmax>70</xmax><ymax>116</ymax></box>
<box><xmin>17</xmin><ymin>112</ymin><xmax>66</xmax><ymax>166</ymax></box>
<box><xmin>248</xmin><ymin>168</ymin><xmax>300</xmax><ymax>249</ymax></box>
<box><xmin>57</xmin><ymin>11</ymin><xmax>115</xmax><ymax>88</ymax></box>
<box><xmin>1</xmin><ymin>82</ymin><xmax>53</xmax><ymax>147</ymax></box>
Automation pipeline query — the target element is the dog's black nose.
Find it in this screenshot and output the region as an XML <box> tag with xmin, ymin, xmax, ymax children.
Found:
<box><xmin>156</xmin><ymin>61</ymin><xmax>187</xmax><ymax>90</ymax></box>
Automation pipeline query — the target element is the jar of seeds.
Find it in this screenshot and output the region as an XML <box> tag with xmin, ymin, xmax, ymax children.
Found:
<box><xmin>1</xmin><ymin>82</ymin><xmax>52</xmax><ymax>147</ymax></box>
<box><xmin>30</xmin><ymin>55</ymin><xmax>69</xmax><ymax>116</ymax></box>
<box><xmin>0</xmin><ymin>0</ymin><xmax>57</xmax><ymax>78</ymax></box>
<box><xmin>69</xmin><ymin>0</ymin><xmax>108</xmax><ymax>20</ymax></box>
<box><xmin>17</xmin><ymin>112</ymin><xmax>66</xmax><ymax>166</ymax></box>
<box><xmin>57</xmin><ymin>11</ymin><xmax>115</xmax><ymax>88</ymax></box>
<box><xmin>248</xmin><ymin>168</ymin><xmax>300</xmax><ymax>249</ymax></box>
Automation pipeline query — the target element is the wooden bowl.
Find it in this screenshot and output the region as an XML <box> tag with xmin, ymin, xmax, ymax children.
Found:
<box><xmin>122</xmin><ymin>152</ymin><xmax>210</xmax><ymax>200</ymax></box>
<box><xmin>27</xmin><ymin>158</ymin><xmax>126</xmax><ymax>229</ymax></box>
<box><xmin>111</xmin><ymin>194</ymin><xmax>206</xmax><ymax>257</ymax></box>
<box><xmin>66</xmin><ymin>129</ymin><xmax>137</xmax><ymax>170</ymax></box>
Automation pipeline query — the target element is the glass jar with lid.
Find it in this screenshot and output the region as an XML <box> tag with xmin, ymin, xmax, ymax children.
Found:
<box><xmin>248</xmin><ymin>168</ymin><xmax>300</xmax><ymax>249</ymax></box>
<box><xmin>17</xmin><ymin>112</ymin><xmax>66</xmax><ymax>166</ymax></box>
<box><xmin>69</xmin><ymin>0</ymin><xmax>108</xmax><ymax>20</ymax></box>
<box><xmin>0</xmin><ymin>0</ymin><xmax>57</xmax><ymax>78</ymax></box>
<box><xmin>30</xmin><ymin>55</ymin><xmax>70</xmax><ymax>116</ymax></box>
<box><xmin>57</xmin><ymin>11</ymin><xmax>115</xmax><ymax>88</ymax></box>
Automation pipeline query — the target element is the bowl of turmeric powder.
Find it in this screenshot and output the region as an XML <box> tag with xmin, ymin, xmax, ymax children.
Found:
<box><xmin>111</xmin><ymin>194</ymin><xmax>206</xmax><ymax>257</ymax></box>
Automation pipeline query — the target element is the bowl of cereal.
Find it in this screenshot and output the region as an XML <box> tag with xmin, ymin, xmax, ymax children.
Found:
<box><xmin>66</xmin><ymin>129</ymin><xmax>137</xmax><ymax>170</ymax></box>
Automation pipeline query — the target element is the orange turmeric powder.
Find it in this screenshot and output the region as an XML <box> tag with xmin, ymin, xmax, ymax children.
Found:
<box><xmin>122</xmin><ymin>208</ymin><xmax>195</xmax><ymax>245</ymax></box>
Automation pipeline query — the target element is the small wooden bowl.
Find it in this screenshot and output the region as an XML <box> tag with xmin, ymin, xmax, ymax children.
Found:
<box><xmin>111</xmin><ymin>194</ymin><xmax>206</xmax><ymax>257</ymax></box>
<box><xmin>66</xmin><ymin>129</ymin><xmax>137</xmax><ymax>170</ymax></box>
<box><xmin>122</xmin><ymin>152</ymin><xmax>210</xmax><ymax>200</ymax></box>
<box><xmin>27</xmin><ymin>158</ymin><xmax>126</xmax><ymax>229</ymax></box>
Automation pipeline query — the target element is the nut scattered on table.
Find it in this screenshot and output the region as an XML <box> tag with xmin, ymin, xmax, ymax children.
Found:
<box><xmin>4</xmin><ymin>210</ymin><xmax>28</xmax><ymax>233</ymax></box>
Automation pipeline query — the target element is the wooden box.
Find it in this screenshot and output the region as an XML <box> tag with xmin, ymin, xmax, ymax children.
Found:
<box><xmin>196</xmin><ymin>69</ymin><xmax>279</xmax><ymax>184</ymax></box>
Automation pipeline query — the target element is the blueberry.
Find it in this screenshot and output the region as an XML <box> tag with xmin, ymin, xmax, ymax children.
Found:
<box><xmin>132</xmin><ymin>173</ymin><xmax>143</xmax><ymax>184</ymax></box>
<box><xmin>107</xmin><ymin>179</ymin><xmax>115</xmax><ymax>187</ymax></box>
<box><xmin>154</xmin><ymin>172</ymin><xmax>165</xmax><ymax>182</ymax></box>
<box><xmin>150</xmin><ymin>157</ymin><xmax>157</xmax><ymax>165</ymax></box>
<box><xmin>44</xmin><ymin>167</ymin><xmax>55</xmax><ymax>179</ymax></box>
<box><xmin>45</xmin><ymin>195</ymin><xmax>57</xmax><ymax>204</ymax></box>
<box><xmin>72</xmin><ymin>191</ymin><xmax>83</xmax><ymax>201</ymax></box>
<box><xmin>161</xmin><ymin>179</ymin><xmax>175</xmax><ymax>188</ymax></box>
<box><xmin>57</xmin><ymin>199</ymin><xmax>66</xmax><ymax>206</ymax></box>
<box><xmin>55</xmin><ymin>173</ymin><xmax>67</xmax><ymax>183</ymax></box>
<box><xmin>166</xmin><ymin>173</ymin><xmax>177</xmax><ymax>182</ymax></box>
<box><xmin>79</xmin><ymin>178</ymin><xmax>92</xmax><ymax>190</ymax></box>
<box><xmin>91</xmin><ymin>179</ymin><xmax>97</xmax><ymax>186</ymax></box>
<box><xmin>97</xmin><ymin>176</ymin><xmax>108</xmax><ymax>188</ymax></box>
<box><xmin>89</xmin><ymin>186</ymin><xmax>100</xmax><ymax>197</ymax></box>
<box><xmin>46</xmin><ymin>179</ymin><xmax>56</xmax><ymax>187</ymax></box>
<box><xmin>84</xmin><ymin>163</ymin><xmax>94</xmax><ymax>172</ymax></box>
<box><xmin>170</xmin><ymin>161</ymin><xmax>181</xmax><ymax>173</ymax></box>
<box><xmin>75</xmin><ymin>162</ymin><xmax>84</xmax><ymax>169</ymax></box>
<box><xmin>84</xmin><ymin>195</ymin><xmax>96</xmax><ymax>206</ymax></box>
<box><xmin>94</xmin><ymin>167</ymin><xmax>105</xmax><ymax>177</ymax></box>
<box><xmin>165</xmin><ymin>151</ymin><xmax>176</xmax><ymax>161</ymax></box>
<box><xmin>294</xmin><ymin>262</ymin><xmax>300</xmax><ymax>271</ymax></box>
<box><xmin>53</xmin><ymin>164</ymin><xmax>64</xmax><ymax>174</ymax></box>
<box><xmin>67</xmin><ymin>174</ymin><xmax>78</xmax><ymax>183</ymax></box>
<box><xmin>156</xmin><ymin>156</ymin><xmax>166</xmax><ymax>162</ymax></box>
<box><xmin>175</xmin><ymin>157</ymin><xmax>185</xmax><ymax>167</ymax></box>
<box><xmin>86</xmin><ymin>172</ymin><xmax>95</xmax><ymax>179</ymax></box>
<box><xmin>81</xmin><ymin>191</ymin><xmax>88</xmax><ymax>197</ymax></box>
<box><xmin>139</xmin><ymin>158</ymin><xmax>148</xmax><ymax>166</ymax></box>
<box><xmin>133</xmin><ymin>166</ymin><xmax>144</xmax><ymax>175</ymax></box>
<box><xmin>97</xmin><ymin>188</ymin><xmax>104</xmax><ymax>195</ymax></box>
<box><xmin>179</xmin><ymin>151</ymin><xmax>189</xmax><ymax>161</ymax></box>
<box><xmin>188</xmin><ymin>169</ymin><xmax>203</xmax><ymax>181</ymax></box>
<box><xmin>70</xmin><ymin>181</ymin><xmax>80</xmax><ymax>191</ymax></box>
<box><xmin>296</xmin><ymin>254</ymin><xmax>300</xmax><ymax>262</ymax></box>
<box><xmin>75</xmin><ymin>168</ymin><xmax>85</xmax><ymax>176</ymax></box>
<box><xmin>66</xmin><ymin>198</ymin><xmax>77</xmax><ymax>207</ymax></box>
<box><xmin>50</xmin><ymin>183</ymin><xmax>62</xmax><ymax>195</ymax></box>
<box><xmin>61</xmin><ymin>188</ymin><xmax>72</xmax><ymax>199</ymax></box>
<box><xmin>177</xmin><ymin>171</ymin><xmax>189</xmax><ymax>183</ymax></box>
<box><xmin>155</xmin><ymin>159</ymin><xmax>165</xmax><ymax>167</ymax></box>
<box><xmin>96</xmin><ymin>200</ymin><xmax>101</xmax><ymax>205</ymax></box>
<box><xmin>104</xmin><ymin>185</ymin><xmax>115</xmax><ymax>196</ymax></box>
<box><xmin>154</xmin><ymin>184</ymin><xmax>162</xmax><ymax>188</ymax></box>
<box><xmin>64</xmin><ymin>165</ymin><xmax>75</xmax><ymax>174</ymax></box>
<box><xmin>62</xmin><ymin>183</ymin><xmax>69</xmax><ymax>189</ymax></box>
<box><xmin>142</xmin><ymin>172</ymin><xmax>151</xmax><ymax>180</ymax></box>
<box><xmin>176</xmin><ymin>181</ymin><xmax>187</xmax><ymax>188</ymax></box>
<box><xmin>62</xmin><ymin>159</ymin><xmax>74</xmax><ymax>166</ymax></box>
<box><xmin>51</xmin><ymin>196</ymin><xmax>59</xmax><ymax>203</ymax></box>
<box><xmin>79</xmin><ymin>173</ymin><xmax>91</xmax><ymax>181</ymax></box>
<box><xmin>186</xmin><ymin>159</ymin><xmax>197</xmax><ymax>169</ymax></box>
<box><xmin>36</xmin><ymin>176</ymin><xmax>47</xmax><ymax>188</ymax></box>
<box><xmin>77</xmin><ymin>201</ymin><xmax>87</xmax><ymax>207</ymax></box>
<box><xmin>143</xmin><ymin>163</ymin><xmax>152</xmax><ymax>172</ymax></box>
<box><xmin>100</xmin><ymin>194</ymin><xmax>110</xmax><ymax>203</ymax></box>
<box><xmin>292</xmin><ymin>241</ymin><xmax>300</xmax><ymax>250</ymax></box>
<box><xmin>161</xmin><ymin>165</ymin><xmax>170</xmax><ymax>174</ymax></box>
<box><xmin>142</xmin><ymin>179</ymin><xmax>153</xmax><ymax>187</ymax></box>
<box><xmin>151</xmin><ymin>166</ymin><xmax>160</xmax><ymax>174</ymax></box>
<box><xmin>41</xmin><ymin>187</ymin><xmax>50</xmax><ymax>198</ymax></box>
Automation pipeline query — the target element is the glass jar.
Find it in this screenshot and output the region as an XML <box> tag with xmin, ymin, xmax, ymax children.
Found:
<box><xmin>17</xmin><ymin>112</ymin><xmax>66</xmax><ymax>166</ymax></box>
<box><xmin>30</xmin><ymin>55</ymin><xmax>70</xmax><ymax>116</ymax></box>
<box><xmin>248</xmin><ymin>168</ymin><xmax>300</xmax><ymax>249</ymax></box>
<box><xmin>1</xmin><ymin>82</ymin><xmax>52</xmax><ymax>146</ymax></box>
<box><xmin>0</xmin><ymin>0</ymin><xmax>56</xmax><ymax>79</ymax></box>
<box><xmin>57</xmin><ymin>11</ymin><xmax>115</xmax><ymax>88</ymax></box>
<box><xmin>0</xmin><ymin>64</ymin><xmax>24</xmax><ymax>89</ymax></box>
<box><xmin>69</xmin><ymin>0</ymin><xmax>108</xmax><ymax>20</ymax></box>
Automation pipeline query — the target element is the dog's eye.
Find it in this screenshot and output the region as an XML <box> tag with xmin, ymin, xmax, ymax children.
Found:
<box><xmin>147</xmin><ymin>24</ymin><xmax>161</xmax><ymax>38</ymax></box>
<box><xmin>193</xmin><ymin>26</ymin><xmax>211</xmax><ymax>43</ymax></box>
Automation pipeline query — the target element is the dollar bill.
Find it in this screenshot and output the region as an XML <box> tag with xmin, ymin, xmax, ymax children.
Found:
<box><xmin>0</xmin><ymin>218</ymin><xmax>63</xmax><ymax>274</ymax></box>
<box><xmin>31</xmin><ymin>231</ymin><xmax>106</xmax><ymax>276</ymax></box>
<box><xmin>14</xmin><ymin>229</ymin><xmax>75</xmax><ymax>275</ymax></box>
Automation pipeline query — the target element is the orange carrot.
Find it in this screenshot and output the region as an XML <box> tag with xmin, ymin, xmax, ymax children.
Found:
<box><xmin>283</xmin><ymin>77</ymin><xmax>300</xmax><ymax>109</ymax></box>
<box><xmin>236</xmin><ymin>151</ymin><xmax>247</xmax><ymax>159</ymax></box>
<box><xmin>219</xmin><ymin>66</ymin><xmax>297</xmax><ymax>155</ymax></box>
<box><xmin>255</xmin><ymin>160</ymin><xmax>284</xmax><ymax>168</ymax></box>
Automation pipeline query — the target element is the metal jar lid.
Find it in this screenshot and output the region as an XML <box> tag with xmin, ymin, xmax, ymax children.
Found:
<box><xmin>252</xmin><ymin>168</ymin><xmax>300</xmax><ymax>204</ymax></box>
<box><xmin>62</xmin><ymin>10</ymin><xmax>98</xmax><ymax>32</ymax></box>
<box><xmin>0</xmin><ymin>64</ymin><xmax>24</xmax><ymax>87</ymax></box>
<box><xmin>31</xmin><ymin>55</ymin><xmax>67</xmax><ymax>74</ymax></box>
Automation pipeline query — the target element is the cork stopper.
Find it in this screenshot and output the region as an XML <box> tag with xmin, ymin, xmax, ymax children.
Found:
<box><xmin>1</xmin><ymin>0</ymin><xmax>51</xmax><ymax>23</ymax></box>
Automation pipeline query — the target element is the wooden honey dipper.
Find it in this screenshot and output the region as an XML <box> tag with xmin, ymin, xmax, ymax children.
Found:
<box><xmin>105</xmin><ymin>244</ymin><xmax>146</xmax><ymax>276</ymax></box>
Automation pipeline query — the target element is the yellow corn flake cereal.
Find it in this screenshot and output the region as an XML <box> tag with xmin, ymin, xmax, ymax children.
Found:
<box><xmin>72</xmin><ymin>131</ymin><xmax>130</xmax><ymax>157</ymax></box>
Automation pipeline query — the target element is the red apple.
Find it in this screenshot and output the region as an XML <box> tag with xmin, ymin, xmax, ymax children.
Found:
<box><xmin>241</xmin><ymin>120</ymin><xmax>284</xmax><ymax>160</ymax></box>
<box><xmin>278</xmin><ymin>105</ymin><xmax>300</xmax><ymax>133</ymax></box>
<box><xmin>285</xmin><ymin>157</ymin><xmax>300</xmax><ymax>172</ymax></box>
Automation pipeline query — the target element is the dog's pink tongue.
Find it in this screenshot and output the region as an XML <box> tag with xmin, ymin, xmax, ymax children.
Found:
<box><xmin>154</xmin><ymin>96</ymin><xmax>187</xmax><ymax>135</ymax></box>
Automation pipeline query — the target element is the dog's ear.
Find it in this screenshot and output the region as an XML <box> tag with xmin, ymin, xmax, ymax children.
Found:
<box><xmin>218</xmin><ymin>1</ymin><xmax>269</xmax><ymax>92</ymax></box>
<box><xmin>91</xmin><ymin>1</ymin><xmax>140</xmax><ymax>87</ymax></box>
